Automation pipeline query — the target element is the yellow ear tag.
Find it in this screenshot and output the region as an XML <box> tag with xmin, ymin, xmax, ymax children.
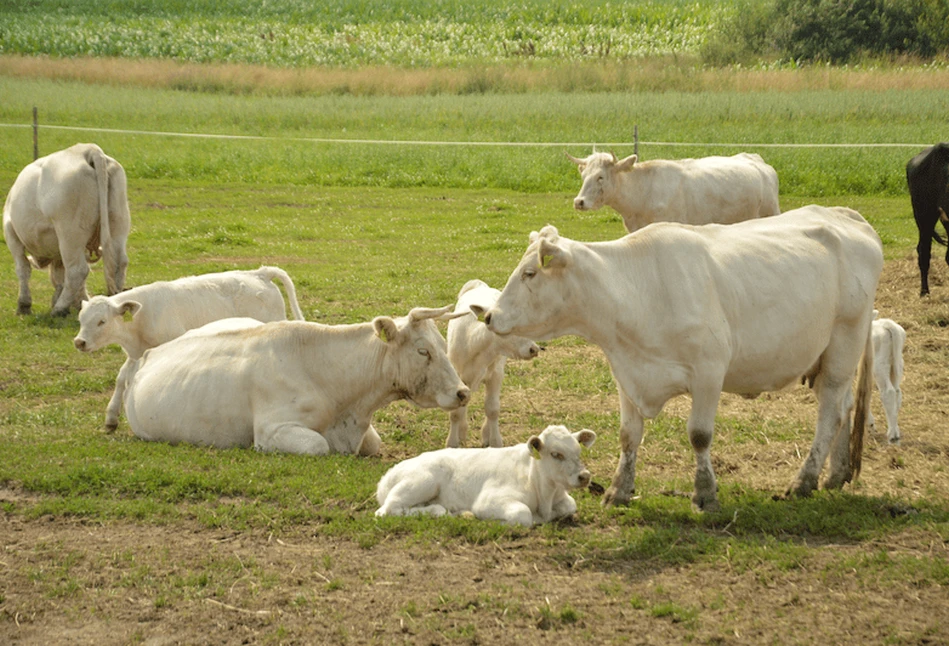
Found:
<box><xmin>530</xmin><ymin>445</ymin><xmax>541</xmax><ymax>460</ymax></box>
<box><xmin>378</xmin><ymin>328</ymin><xmax>388</xmax><ymax>343</ymax></box>
<box><xmin>542</xmin><ymin>254</ymin><xmax>553</xmax><ymax>268</ymax></box>
<box><xmin>122</xmin><ymin>309</ymin><xmax>135</xmax><ymax>323</ymax></box>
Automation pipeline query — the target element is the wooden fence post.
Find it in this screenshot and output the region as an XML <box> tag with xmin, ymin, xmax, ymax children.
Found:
<box><xmin>634</xmin><ymin>124</ymin><xmax>639</xmax><ymax>158</ymax></box>
<box><xmin>33</xmin><ymin>106</ymin><xmax>38</xmax><ymax>160</ymax></box>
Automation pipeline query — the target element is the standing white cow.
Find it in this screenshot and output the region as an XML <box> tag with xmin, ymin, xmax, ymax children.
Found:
<box><xmin>3</xmin><ymin>143</ymin><xmax>130</xmax><ymax>316</ymax></box>
<box><xmin>375</xmin><ymin>424</ymin><xmax>596</xmax><ymax>526</ymax></box>
<box><xmin>446</xmin><ymin>279</ymin><xmax>541</xmax><ymax>448</ymax></box>
<box><xmin>481</xmin><ymin>206</ymin><xmax>883</xmax><ymax>511</ymax></box>
<box><xmin>567</xmin><ymin>151</ymin><xmax>780</xmax><ymax>233</ymax></box>
<box><xmin>121</xmin><ymin>306</ymin><xmax>471</xmax><ymax>455</ymax></box>
<box><xmin>73</xmin><ymin>266</ymin><xmax>306</xmax><ymax>432</ymax></box>
<box><xmin>870</xmin><ymin>314</ymin><xmax>906</xmax><ymax>445</ymax></box>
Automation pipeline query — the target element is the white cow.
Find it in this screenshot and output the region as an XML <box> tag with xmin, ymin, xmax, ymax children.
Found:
<box><xmin>3</xmin><ymin>143</ymin><xmax>130</xmax><ymax>316</ymax></box>
<box><xmin>482</xmin><ymin>206</ymin><xmax>883</xmax><ymax>511</ymax></box>
<box><xmin>870</xmin><ymin>314</ymin><xmax>906</xmax><ymax>445</ymax></box>
<box><xmin>446</xmin><ymin>279</ymin><xmax>541</xmax><ymax>448</ymax></box>
<box><xmin>375</xmin><ymin>424</ymin><xmax>596</xmax><ymax>526</ymax></box>
<box><xmin>73</xmin><ymin>265</ymin><xmax>307</xmax><ymax>432</ymax></box>
<box><xmin>567</xmin><ymin>151</ymin><xmax>780</xmax><ymax>233</ymax></box>
<box><xmin>122</xmin><ymin>307</ymin><xmax>471</xmax><ymax>455</ymax></box>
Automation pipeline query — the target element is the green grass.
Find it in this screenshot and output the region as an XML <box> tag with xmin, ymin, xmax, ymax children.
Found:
<box><xmin>1</xmin><ymin>77</ymin><xmax>942</xmax><ymax>198</ymax></box>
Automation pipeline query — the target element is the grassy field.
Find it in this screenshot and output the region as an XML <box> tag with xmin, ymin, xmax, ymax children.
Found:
<box><xmin>1</xmin><ymin>27</ymin><xmax>949</xmax><ymax>644</ymax></box>
<box><xmin>1</xmin><ymin>76</ymin><xmax>944</xmax><ymax>199</ymax></box>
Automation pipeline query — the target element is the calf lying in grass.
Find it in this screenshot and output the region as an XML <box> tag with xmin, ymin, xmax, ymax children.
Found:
<box><xmin>375</xmin><ymin>425</ymin><xmax>595</xmax><ymax>527</ymax></box>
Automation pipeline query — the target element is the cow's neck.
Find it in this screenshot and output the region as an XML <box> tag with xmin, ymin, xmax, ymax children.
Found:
<box><xmin>526</xmin><ymin>458</ymin><xmax>556</xmax><ymax>521</ymax></box>
<box><xmin>297</xmin><ymin>323</ymin><xmax>398</xmax><ymax>416</ymax></box>
<box><xmin>611</xmin><ymin>168</ymin><xmax>656</xmax><ymax>231</ymax></box>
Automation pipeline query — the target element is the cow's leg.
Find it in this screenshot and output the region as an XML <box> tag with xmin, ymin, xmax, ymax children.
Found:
<box><xmin>474</xmin><ymin>495</ymin><xmax>533</xmax><ymax>527</ymax></box>
<box><xmin>4</xmin><ymin>226</ymin><xmax>33</xmax><ymax>314</ymax></box>
<box><xmin>446</xmin><ymin>406</ymin><xmax>469</xmax><ymax>448</ymax></box>
<box><xmin>917</xmin><ymin>223</ymin><xmax>933</xmax><ymax>296</ymax></box>
<box><xmin>104</xmin><ymin>357</ymin><xmax>134</xmax><ymax>433</ymax></box>
<box><xmin>356</xmin><ymin>424</ymin><xmax>382</xmax><ymax>456</ymax></box>
<box><xmin>879</xmin><ymin>382</ymin><xmax>901</xmax><ymax>444</ymax></box>
<box><xmin>688</xmin><ymin>385</ymin><xmax>722</xmax><ymax>513</ymax></box>
<box><xmin>789</xmin><ymin>375</ymin><xmax>850</xmax><ymax>496</ymax></box>
<box><xmin>255</xmin><ymin>422</ymin><xmax>330</xmax><ymax>455</ymax></box>
<box><xmin>51</xmin><ymin>244</ymin><xmax>89</xmax><ymax>316</ymax></box>
<box><xmin>603</xmin><ymin>391</ymin><xmax>644</xmax><ymax>506</ymax></box>
<box><xmin>376</xmin><ymin>473</ymin><xmax>443</xmax><ymax>517</ymax></box>
<box><xmin>479</xmin><ymin>364</ymin><xmax>504</xmax><ymax>448</ymax></box>
<box><xmin>49</xmin><ymin>260</ymin><xmax>65</xmax><ymax>312</ymax></box>
<box><xmin>550</xmin><ymin>492</ymin><xmax>578</xmax><ymax>520</ymax></box>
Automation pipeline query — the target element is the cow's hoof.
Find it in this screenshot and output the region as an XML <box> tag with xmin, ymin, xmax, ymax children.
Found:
<box><xmin>786</xmin><ymin>478</ymin><xmax>816</xmax><ymax>499</ymax></box>
<box><xmin>50</xmin><ymin>308</ymin><xmax>70</xmax><ymax>318</ymax></box>
<box><xmin>691</xmin><ymin>493</ymin><xmax>721</xmax><ymax>513</ymax></box>
<box><xmin>104</xmin><ymin>422</ymin><xmax>118</xmax><ymax>434</ymax></box>
<box><xmin>601</xmin><ymin>486</ymin><xmax>633</xmax><ymax>507</ymax></box>
<box><xmin>888</xmin><ymin>436</ymin><xmax>901</xmax><ymax>446</ymax></box>
<box><xmin>16</xmin><ymin>303</ymin><xmax>32</xmax><ymax>315</ymax></box>
<box><xmin>821</xmin><ymin>471</ymin><xmax>851</xmax><ymax>490</ymax></box>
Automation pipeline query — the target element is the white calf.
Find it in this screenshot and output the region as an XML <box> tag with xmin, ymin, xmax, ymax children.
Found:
<box><xmin>375</xmin><ymin>425</ymin><xmax>596</xmax><ymax>527</ymax></box>
<box><xmin>870</xmin><ymin>315</ymin><xmax>906</xmax><ymax>444</ymax></box>
<box><xmin>446</xmin><ymin>279</ymin><xmax>541</xmax><ymax>448</ymax></box>
<box><xmin>73</xmin><ymin>265</ymin><xmax>306</xmax><ymax>431</ymax></box>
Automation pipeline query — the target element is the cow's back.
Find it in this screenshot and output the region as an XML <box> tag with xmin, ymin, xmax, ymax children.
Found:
<box><xmin>622</xmin><ymin>206</ymin><xmax>881</xmax><ymax>395</ymax></box>
<box><xmin>3</xmin><ymin>145</ymin><xmax>99</xmax><ymax>260</ymax></box>
<box><xmin>636</xmin><ymin>154</ymin><xmax>779</xmax><ymax>227</ymax></box>
<box><xmin>124</xmin><ymin>272</ymin><xmax>289</xmax><ymax>347</ymax></box>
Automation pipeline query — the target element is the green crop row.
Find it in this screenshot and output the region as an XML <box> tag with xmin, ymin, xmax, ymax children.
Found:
<box><xmin>0</xmin><ymin>0</ymin><xmax>725</xmax><ymax>67</ymax></box>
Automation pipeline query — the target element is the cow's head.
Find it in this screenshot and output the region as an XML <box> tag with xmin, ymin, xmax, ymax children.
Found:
<box><xmin>528</xmin><ymin>425</ymin><xmax>596</xmax><ymax>489</ymax></box>
<box><xmin>482</xmin><ymin>225</ymin><xmax>576</xmax><ymax>341</ymax></box>
<box><xmin>73</xmin><ymin>296</ymin><xmax>141</xmax><ymax>352</ymax></box>
<box><xmin>374</xmin><ymin>306</ymin><xmax>470</xmax><ymax>410</ymax></box>
<box><xmin>567</xmin><ymin>151</ymin><xmax>637</xmax><ymax>212</ymax></box>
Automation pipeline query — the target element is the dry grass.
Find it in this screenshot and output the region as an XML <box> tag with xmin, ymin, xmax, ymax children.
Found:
<box><xmin>3</xmin><ymin>54</ymin><xmax>949</xmax><ymax>96</ymax></box>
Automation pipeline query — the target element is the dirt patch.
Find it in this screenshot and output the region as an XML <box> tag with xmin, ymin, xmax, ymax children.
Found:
<box><xmin>2</xmin><ymin>516</ymin><xmax>947</xmax><ymax>646</ymax></box>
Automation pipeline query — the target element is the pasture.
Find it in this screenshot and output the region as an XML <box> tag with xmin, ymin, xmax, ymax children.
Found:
<box><xmin>1</xmin><ymin>75</ymin><xmax>949</xmax><ymax>644</ymax></box>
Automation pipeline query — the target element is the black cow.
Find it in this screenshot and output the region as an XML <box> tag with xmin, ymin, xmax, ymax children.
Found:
<box><xmin>907</xmin><ymin>143</ymin><xmax>949</xmax><ymax>296</ymax></box>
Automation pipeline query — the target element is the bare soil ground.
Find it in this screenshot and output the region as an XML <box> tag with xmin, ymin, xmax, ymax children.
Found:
<box><xmin>2</xmin><ymin>254</ymin><xmax>949</xmax><ymax>645</ymax></box>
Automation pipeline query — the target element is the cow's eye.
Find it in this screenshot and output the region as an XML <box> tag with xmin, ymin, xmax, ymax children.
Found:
<box><xmin>417</xmin><ymin>348</ymin><xmax>431</xmax><ymax>358</ymax></box>
<box><xmin>522</xmin><ymin>267</ymin><xmax>536</xmax><ymax>280</ymax></box>
<box><xmin>551</xmin><ymin>452</ymin><xmax>564</xmax><ymax>461</ymax></box>
<box><xmin>97</xmin><ymin>320</ymin><xmax>105</xmax><ymax>327</ymax></box>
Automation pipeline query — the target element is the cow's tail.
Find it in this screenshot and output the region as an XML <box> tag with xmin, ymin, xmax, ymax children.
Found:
<box><xmin>850</xmin><ymin>318</ymin><xmax>874</xmax><ymax>481</ymax></box>
<box><xmin>258</xmin><ymin>266</ymin><xmax>306</xmax><ymax>320</ymax></box>
<box><xmin>85</xmin><ymin>146</ymin><xmax>118</xmax><ymax>294</ymax></box>
<box><xmin>934</xmin><ymin>208</ymin><xmax>949</xmax><ymax>246</ymax></box>
<box><xmin>888</xmin><ymin>323</ymin><xmax>905</xmax><ymax>388</ymax></box>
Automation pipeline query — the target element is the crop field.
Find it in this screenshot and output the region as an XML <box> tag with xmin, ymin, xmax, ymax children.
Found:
<box><xmin>1</xmin><ymin>0</ymin><xmax>723</xmax><ymax>67</ymax></box>
<box><xmin>2</xmin><ymin>4</ymin><xmax>949</xmax><ymax>642</ymax></box>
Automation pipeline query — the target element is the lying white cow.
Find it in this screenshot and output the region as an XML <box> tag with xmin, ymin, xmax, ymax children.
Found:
<box><xmin>446</xmin><ymin>279</ymin><xmax>541</xmax><ymax>448</ymax></box>
<box><xmin>3</xmin><ymin>143</ymin><xmax>130</xmax><ymax>316</ymax></box>
<box><xmin>567</xmin><ymin>151</ymin><xmax>780</xmax><ymax>233</ymax></box>
<box><xmin>375</xmin><ymin>425</ymin><xmax>596</xmax><ymax>526</ymax></box>
<box><xmin>73</xmin><ymin>265</ymin><xmax>306</xmax><ymax>432</ymax></box>
<box><xmin>870</xmin><ymin>314</ymin><xmax>906</xmax><ymax>444</ymax></box>
<box><xmin>122</xmin><ymin>307</ymin><xmax>470</xmax><ymax>455</ymax></box>
<box><xmin>481</xmin><ymin>207</ymin><xmax>883</xmax><ymax>511</ymax></box>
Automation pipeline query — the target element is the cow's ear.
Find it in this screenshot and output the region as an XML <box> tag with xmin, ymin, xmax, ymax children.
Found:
<box><xmin>119</xmin><ymin>300</ymin><xmax>141</xmax><ymax>321</ymax></box>
<box><xmin>615</xmin><ymin>154</ymin><xmax>638</xmax><ymax>172</ymax></box>
<box><xmin>373</xmin><ymin>317</ymin><xmax>400</xmax><ymax>344</ymax></box>
<box><xmin>538</xmin><ymin>239</ymin><xmax>566</xmax><ymax>270</ymax></box>
<box><xmin>575</xmin><ymin>429</ymin><xmax>597</xmax><ymax>448</ymax></box>
<box><xmin>528</xmin><ymin>436</ymin><xmax>543</xmax><ymax>459</ymax></box>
